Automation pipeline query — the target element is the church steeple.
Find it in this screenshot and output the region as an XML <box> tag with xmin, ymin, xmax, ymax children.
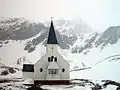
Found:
<box><xmin>47</xmin><ymin>18</ymin><xmax>58</xmax><ymax>44</ymax></box>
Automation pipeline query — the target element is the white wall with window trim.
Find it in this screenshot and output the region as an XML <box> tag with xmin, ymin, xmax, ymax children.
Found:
<box><xmin>34</xmin><ymin>44</ymin><xmax>70</xmax><ymax>81</ymax></box>
<box><xmin>48</xmin><ymin>69</ymin><xmax>59</xmax><ymax>74</ymax></box>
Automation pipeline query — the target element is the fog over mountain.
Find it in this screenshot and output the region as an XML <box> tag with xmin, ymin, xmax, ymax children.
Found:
<box><xmin>0</xmin><ymin>17</ymin><xmax>120</xmax><ymax>54</ymax></box>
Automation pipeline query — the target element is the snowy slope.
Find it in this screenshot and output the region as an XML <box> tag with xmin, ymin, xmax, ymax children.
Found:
<box><xmin>0</xmin><ymin>17</ymin><xmax>120</xmax><ymax>90</ymax></box>
<box><xmin>0</xmin><ymin>39</ymin><xmax>119</xmax><ymax>90</ymax></box>
<box><xmin>0</xmin><ymin>18</ymin><xmax>120</xmax><ymax>80</ymax></box>
<box><xmin>0</xmin><ymin>40</ymin><xmax>27</xmax><ymax>67</ymax></box>
<box><xmin>0</xmin><ymin>31</ymin><xmax>47</xmax><ymax>67</ymax></box>
<box><xmin>67</xmin><ymin>40</ymin><xmax>120</xmax><ymax>81</ymax></box>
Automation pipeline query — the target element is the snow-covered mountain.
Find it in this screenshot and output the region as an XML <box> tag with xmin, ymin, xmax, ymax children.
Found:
<box><xmin>0</xmin><ymin>17</ymin><xmax>120</xmax><ymax>90</ymax></box>
<box><xmin>45</xmin><ymin>18</ymin><xmax>93</xmax><ymax>35</ymax></box>
<box><xmin>0</xmin><ymin>17</ymin><xmax>78</xmax><ymax>51</ymax></box>
<box><xmin>0</xmin><ymin>17</ymin><xmax>120</xmax><ymax>66</ymax></box>
<box><xmin>71</xmin><ymin>25</ymin><xmax>120</xmax><ymax>54</ymax></box>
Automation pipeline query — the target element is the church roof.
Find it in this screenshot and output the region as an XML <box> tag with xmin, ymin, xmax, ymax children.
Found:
<box><xmin>47</xmin><ymin>20</ymin><xmax>58</xmax><ymax>44</ymax></box>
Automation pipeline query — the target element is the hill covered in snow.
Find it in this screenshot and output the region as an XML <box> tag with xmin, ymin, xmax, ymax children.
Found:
<box><xmin>0</xmin><ymin>17</ymin><xmax>120</xmax><ymax>90</ymax></box>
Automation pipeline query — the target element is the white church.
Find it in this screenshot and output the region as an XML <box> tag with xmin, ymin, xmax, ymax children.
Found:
<box><xmin>22</xmin><ymin>20</ymin><xmax>70</xmax><ymax>84</ymax></box>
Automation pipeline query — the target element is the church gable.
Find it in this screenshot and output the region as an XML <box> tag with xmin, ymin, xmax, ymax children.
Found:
<box><xmin>23</xmin><ymin>19</ymin><xmax>70</xmax><ymax>85</ymax></box>
<box><xmin>34</xmin><ymin>49</ymin><xmax>69</xmax><ymax>79</ymax></box>
<box><xmin>34</xmin><ymin>19</ymin><xmax>69</xmax><ymax>74</ymax></box>
<box><xmin>35</xmin><ymin>50</ymin><xmax>69</xmax><ymax>68</ymax></box>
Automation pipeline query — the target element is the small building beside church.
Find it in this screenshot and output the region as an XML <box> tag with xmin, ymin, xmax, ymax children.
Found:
<box><xmin>22</xmin><ymin>20</ymin><xmax>70</xmax><ymax>84</ymax></box>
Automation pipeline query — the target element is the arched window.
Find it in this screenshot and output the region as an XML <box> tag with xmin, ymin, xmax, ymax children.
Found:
<box><xmin>40</xmin><ymin>68</ymin><xmax>43</xmax><ymax>72</ymax></box>
<box><xmin>62</xmin><ymin>68</ymin><xmax>65</xmax><ymax>72</ymax></box>
<box><xmin>51</xmin><ymin>56</ymin><xmax>54</xmax><ymax>62</ymax></box>
<box><xmin>48</xmin><ymin>57</ymin><xmax>51</xmax><ymax>62</ymax></box>
<box><xmin>54</xmin><ymin>57</ymin><xmax>57</xmax><ymax>62</ymax></box>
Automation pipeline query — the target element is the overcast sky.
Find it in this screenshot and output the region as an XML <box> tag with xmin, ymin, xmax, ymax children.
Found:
<box><xmin>0</xmin><ymin>0</ymin><xmax>120</xmax><ymax>32</ymax></box>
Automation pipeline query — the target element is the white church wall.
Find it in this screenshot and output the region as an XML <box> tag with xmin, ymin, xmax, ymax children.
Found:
<box><xmin>55</xmin><ymin>52</ymin><xmax>70</xmax><ymax>80</ymax></box>
<box><xmin>23</xmin><ymin>72</ymin><xmax>34</xmax><ymax>80</ymax></box>
<box><xmin>46</xmin><ymin>61</ymin><xmax>60</xmax><ymax>80</ymax></box>
<box><xmin>46</xmin><ymin>74</ymin><xmax>60</xmax><ymax>80</ymax></box>
<box><xmin>34</xmin><ymin>44</ymin><xmax>69</xmax><ymax>80</ymax></box>
<box><xmin>46</xmin><ymin>44</ymin><xmax>57</xmax><ymax>53</ymax></box>
<box><xmin>34</xmin><ymin>54</ymin><xmax>48</xmax><ymax>80</ymax></box>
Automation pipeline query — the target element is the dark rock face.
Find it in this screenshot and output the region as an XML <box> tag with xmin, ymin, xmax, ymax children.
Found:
<box><xmin>1</xmin><ymin>17</ymin><xmax>120</xmax><ymax>54</ymax></box>
<box><xmin>0</xmin><ymin>18</ymin><xmax>77</xmax><ymax>52</ymax></box>
<box><xmin>8</xmin><ymin>67</ymin><xmax>16</xmax><ymax>74</ymax></box>
<box><xmin>95</xmin><ymin>26</ymin><xmax>120</xmax><ymax>48</ymax></box>
<box><xmin>56</xmin><ymin>30</ymin><xmax>77</xmax><ymax>49</ymax></box>
<box><xmin>24</xmin><ymin>28</ymin><xmax>77</xmax><ymax>53</ymax></box>
<box><xmin>71</xmin><ymin>33</ymin><xmax>98</xmax><ymax>53</ymax></box>
<box><xmin>0</xmin><ymin>67</ymin><xmax>16</xmax><ymax>76</ymax></box>
<box><xmin>0</xmin><ymin>18</ymin><xmax>47</xmax><ymax>40</ymax></box>
<box><xmin>71</xmin><ymin>26</ymin><xmax>120</xmax><ymax>54</ymax></box>
<box><xmin>1</xmin><ymin>70</ymin><xmax>9</xmax><ymax>75</ymax></box>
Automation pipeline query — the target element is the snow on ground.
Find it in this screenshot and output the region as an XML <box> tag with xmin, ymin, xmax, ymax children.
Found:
<box><xmin>62</xmin><ymin>40</ymin><xmax>120</xmax><ymax>81</ymax></box>
<box><xmin>25</xmin><ymin>43</ymin><xmax>46</xmax><ymax>64</ymax></box>
<box><xmin>0</xmin><ymin>70</ymin><xmax>22</xmax><ymax>80</ymax></box>
<box><xmin>0</xmin><ymin>30</ymin><xmax>46</xmax><ymax>66</ymax></box>
<box><xmin>0</xmin><ymin>36</ymin><xmax>120</xmax><ymax>90</ymax></box>
<box><xmin>0</xmin><ymin>79</ymin><xmax>118</xmax><ymax>90</ymax></box>
<box><xmin>0</xmin><ymin>40</ymin><xmax>27</xmax><ymax>67</ymax></box>
<box><xmin>41</xmin><ymin>85</ymin><xmax>92</xmax><ymax>90</ymax></box>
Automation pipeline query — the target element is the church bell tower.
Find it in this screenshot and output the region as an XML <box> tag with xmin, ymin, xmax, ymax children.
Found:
<box><xmin>46</xmin><ymin>18</ymin><xmax>58</xmax><ymax>53</ymax></box>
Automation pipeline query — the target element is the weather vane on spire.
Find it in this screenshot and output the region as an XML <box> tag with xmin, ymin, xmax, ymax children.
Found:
<box><xmin>51</xmin><ymin>17</ymin><xmax>54</xmax><ymax>21</ymax></box>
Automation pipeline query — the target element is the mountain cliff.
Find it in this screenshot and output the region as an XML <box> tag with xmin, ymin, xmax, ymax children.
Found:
<box><xmin>0</xmin><ymin>17</ymin><xmax>120</xmax><ymax>69</ymax></box>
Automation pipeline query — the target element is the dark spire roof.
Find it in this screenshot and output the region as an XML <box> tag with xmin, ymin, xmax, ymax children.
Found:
<box><xmin>47</xmin><ymin>20</ymin><xmax>58</xmax><ymax>44</ymax></box>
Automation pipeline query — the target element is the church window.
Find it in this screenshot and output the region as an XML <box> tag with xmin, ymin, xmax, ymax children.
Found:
<box><xmin>62</xmin><ymin>68</ymin><xmax>65</xmax><ymax>72</ymax></box>
<box><xmin>54</xmin><ymin>57</ymin><xmax>57</xmax><ymax>62</ymax></box>
<box><xmin>51</xmin><ymin>56</ymin><xmax>54</xmax><ymax>62</ymax></box>
<box><xmin>48</xmin><ymin>57</ymin><xmax>51</xmax><ymax>62</ymax></box>
<box><xmin>40</xmin><ymin>68</ymin><xmax>43</xmax><ymax>72</ymax></box>
<box><xmin>48</xmin><ymin>69</ymin><xmax>58</xmax><ymax>74</ymax></box>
